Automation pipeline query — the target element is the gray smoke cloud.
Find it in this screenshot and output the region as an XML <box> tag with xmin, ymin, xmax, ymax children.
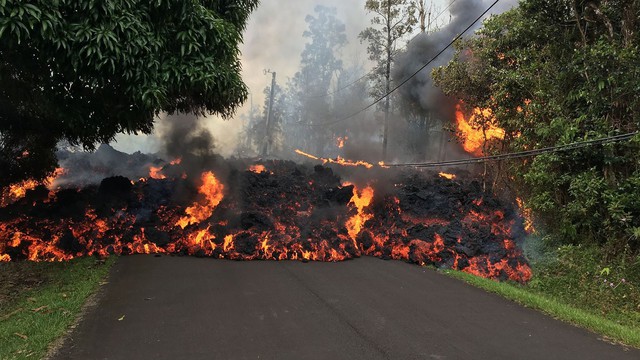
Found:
<box><xmin>393</xmin><ymin>0</ymin><xmax>519</xmax><ymax>115</ymax></box>
<box><xmin>53</xmin><ymin>114</ymin><xmax>222</xmax><ymax>188</ymax></box>
<box><xmin>156</xmin><ymin>114</ymin><xmax>215</xmax><ymax>159</ymax></box>
<box><xmin>385</xmin><ymin>0</ymin><xmax>519</xmax><ymax>163</ymax></box>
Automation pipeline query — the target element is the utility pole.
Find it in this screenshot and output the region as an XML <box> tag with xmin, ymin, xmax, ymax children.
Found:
<box><xmin>382</xmin><ymin>0</ymin><xmax>392</xmax><ymax>162</ymax></box>
<box><xmin>245</xmin><ymin>92</ymin><xmax>253</xmax><ymax>149</ymax></box>
<box><xmin>262</xmin><ymin>70</ymin><xmax>276</xmax><ymax>157</ymax></box>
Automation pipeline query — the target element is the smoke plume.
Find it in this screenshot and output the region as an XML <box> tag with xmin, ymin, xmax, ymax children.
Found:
<box><xmin>394</xmin><ymin>0</ymin><xmax>519</xmax><ymax>115</ymax></box>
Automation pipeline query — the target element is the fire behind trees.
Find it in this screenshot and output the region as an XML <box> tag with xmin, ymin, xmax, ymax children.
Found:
<box><xmin>0</xmin><ymin>155</ymin><xmax>532</xmax><ymax>284</ymax></box>
<box><xmin>433</xmin><ymin>0</ymin><xmax>640</xmax><ymax>254</ymax></box>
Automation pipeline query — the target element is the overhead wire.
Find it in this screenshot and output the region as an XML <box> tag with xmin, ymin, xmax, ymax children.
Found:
<box><xmin>302</xmin><ymin>0</ymin><xmax>500</xmax><ymax>127</ymax></box>
<box><xmin>384</xmin><ymin>132</ymin><xmax>639</xmax><ymax>168</ymax></box>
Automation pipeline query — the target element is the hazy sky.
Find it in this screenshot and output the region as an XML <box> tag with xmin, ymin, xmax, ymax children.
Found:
<box><xmin>240</xmin><ymin>0</ymin><xmax>372</xmax><ymax>108</ymax></box>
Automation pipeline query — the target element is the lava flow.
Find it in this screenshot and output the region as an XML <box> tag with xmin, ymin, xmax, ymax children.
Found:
<box><xmin>0</xmin><ymin>160</ymin><xmax>531</xmax><ymax>283</ymax></box>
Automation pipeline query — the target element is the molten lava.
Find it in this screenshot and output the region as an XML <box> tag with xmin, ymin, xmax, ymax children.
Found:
<box><xmin>149</xmin><ymin>166</ymin><xmax>166</xmax><ymax>180</ymax></box>
<box><xmin>249</xmin><ymin>164</ymin><xmax>267</xmax><ymax>173</ymax></box>
<box><xmin>2</xmin><ymin>179</ymin><xmax>39</xmax><ymax>206</ymax></box>
<box><xmin>0</xmin><ymin>161</ymin><xmax>531</xmax><ymax>283</ymax></box>
<box><xmin>1</xmin><ymin>168</ymin><xmax>65</xmax><ymax>207</ymax></box>
<box><xmin>455</xmin><ymin>103</ymin><xmax>505</xmax><ymax>156</ymax></box>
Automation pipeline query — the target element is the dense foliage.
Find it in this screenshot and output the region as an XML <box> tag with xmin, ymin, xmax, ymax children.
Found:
<box><xmin>0</xmin><ymin>0</ymin><xmax>258</xmax><ymax>187</ymax></box>
<box><xmin>433</xmin><ymin>0</ymin><xmax>640</xmax><ymax>254</ymax></box>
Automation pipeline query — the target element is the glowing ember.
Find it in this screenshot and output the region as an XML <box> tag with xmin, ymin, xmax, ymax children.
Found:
<box><xmin>149</xmin><ymin>166</ymin><xmax>166</xmax><ymax>180</ymax></box>
<box><xmin>336</xmin><ymin>136</ymin><xmax>348</xmax><ymax>148</ymax></box>
<box><xmin>439</xmin><ymin>172</ymin><xmax>456</xmax><ymax>180</ymax></box>
<box><xmin>7</xmin><ymin>179</ymin><xmax>38</xmax><ymax>201</ymax></box>
<box><xmin>249</xmin><ymin>164</ymin><xmax>267</xmax><ymax>173</ymax></box>
<box><xmin>175</xmin><ymin>171</ymin><xmax>225</xmax><ymax>229</ymax></box>
<box><xmin>455</xmin><ymin>103</ymin><xmax>505</xmax><ymax>156</ymax></box>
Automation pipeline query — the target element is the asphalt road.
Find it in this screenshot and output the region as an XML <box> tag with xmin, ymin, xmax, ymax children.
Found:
<box><xmin>53</xmin><ymin>255</ymin><xmax>639</xmax><ymax>360</ymax></box>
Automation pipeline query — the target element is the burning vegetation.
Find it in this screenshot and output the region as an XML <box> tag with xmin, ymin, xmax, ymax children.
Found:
<box><xmin>455</xmin><ymin>103</ymin><xmax>505</xmax><ymax>156</ymax></box>
<box><xmin>0</xmin><ymin>158</ymin><xmax>531</xmax><ymax>283</ymax></box>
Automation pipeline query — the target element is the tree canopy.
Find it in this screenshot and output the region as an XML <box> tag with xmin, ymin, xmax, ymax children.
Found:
<box><xmin>433</xmin><ymin>0</ymin><xmax>640</xmax><ymax>253</ymax></box>
<box><xmin>0</xmin><ymin>0</ymin><xmax>259</xmax><ymax>187</ymax></box>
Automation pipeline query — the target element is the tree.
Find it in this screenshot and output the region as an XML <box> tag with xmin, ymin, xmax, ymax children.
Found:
<box><xmin>287</xmin><ymin>5</ymin><xmax>347</xmax><ymax>155</ymax></box>
<box><xmin>417</xmin><ymin>0</ymin><xmax>441</xmax><ymax>33</ymax></box>
<box><xmin>359</xmin><ymin>0</ymin><xmax>417</xmax><ymax>160</ymax></box>
<box><xmin>0</xmin><ymin>0</ymin><xmax>258</xmax><ymax>188</ymax></box>
<box><xmin>433</xmin><ymin>0</ymin><xmax>640</xmax><ymax>253</ymax></box>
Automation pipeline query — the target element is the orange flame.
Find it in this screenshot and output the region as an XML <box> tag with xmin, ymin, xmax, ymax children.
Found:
<box><xmin>175</xmin><ymin>171</ymin><xmax>225</xmax><ymax>229</ymax></box>
<box><xmin>7</xmin><ymin>179</ymin><xmax>39</xmax><ymax>200</ymax></box>
<box><xmin>516</xmin><ymin>197</ymin><xmax>535</xmax><ymax>234</ymax></box>
<box><xmin>148</xmin><ymin>159</ymin><xmax>182</xmax><ymax>180</ymax></box>
<box><xmin>346</xmin><ymin>185</ymin><xmax>375</xmax><ymax>246</ymax></box>
<box><xmin>149</xmin><ymin>166</ymin><xmax>166</xmax><ymax>180</ymax></box>
<box><xmin>438</xmin><ymin>172</ymin><xmax>456</xmax><ymax>180</ymax></box>
<box><xmin>336</xmin><ymin>136</ymin><xmax>348</xmax><ymax>148</ymax></box>
<box><xmin>249</xmin><ymin>164</ymin><xmax>267</xmax><ymax>173</ymax></box>
<box><xmin>455</xmin><ymin>103</ymin><xmax>505</xmax><ymax>156</ymax></box>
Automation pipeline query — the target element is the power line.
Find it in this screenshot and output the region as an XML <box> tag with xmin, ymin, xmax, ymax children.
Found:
<box><xmin>385</xmin><ymin>132</ymin><xmax>639</xmax><ymax>168</ymax></box>
<box><xmin>300</xmin><ymin>0</ymin><xmax>459</xmax><ymax>101</ymax></box>
<box><xmin>304</xmin><ymin>0</ymin><xmax>500</xmax><ymax>127</ymax></box>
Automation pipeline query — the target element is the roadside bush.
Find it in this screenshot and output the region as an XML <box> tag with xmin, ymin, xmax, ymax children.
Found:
<box><xmin>527</xmin><ymin>242</ymin><xmax>640</xmax><ymax>328</ymax></box>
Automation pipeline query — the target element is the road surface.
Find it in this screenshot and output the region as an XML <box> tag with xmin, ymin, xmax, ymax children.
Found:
<box><xmin>52</xmin><ymin>255</ymin><xmax>639</xmax><ymax>359</ymax></box>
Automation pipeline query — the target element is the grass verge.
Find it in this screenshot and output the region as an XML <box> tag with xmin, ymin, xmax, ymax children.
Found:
<box><xmin>0</xmin><ymin>257</ymin><xmax>115</xmax><ymax>360</ymax></box>
<box><xmin>442</xmin><ymin>268</ymin><xmax>640</xmax><ymax>348</ymax></box>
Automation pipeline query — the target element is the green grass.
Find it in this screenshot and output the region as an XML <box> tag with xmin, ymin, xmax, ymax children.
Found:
<box><xmin>0</xmin><ymin>257</ymin><xmax>115</xmax><ymax>360</ymax></box>
<box><xmin>443</xmin><ymin>268</ymin><xmax>640</xmax><ymax>348</ymax></box>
